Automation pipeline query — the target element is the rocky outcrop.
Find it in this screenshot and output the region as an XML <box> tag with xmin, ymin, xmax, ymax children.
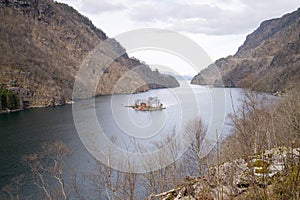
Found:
<box><xmin>191</xmin><ymin>8</ymin><xmax>300</xmax><ymax>93</ymax></box>
<box><xmin>0</xmin><ymin>0</ymin><xmax>179</xmax><ymax>108</ymax></box>
<box><xmin>148</xmin><ymin>147</ymin><xmax>300</xmax><ymax>200</ymax></box>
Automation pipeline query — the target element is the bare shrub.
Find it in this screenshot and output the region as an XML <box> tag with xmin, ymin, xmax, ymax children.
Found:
<box><xmin>273</xmin><ymin>148</ymin><xmax>300</xmax><ymax>199</ymax></box>
<box><xmin>141</xmin><ymin>132</ymin><xmax>184</xmax><ymax>197</ymax></box>
<box><xmin>221</xmin><ymin>90</ymin><xmax>277</xmax><ymax>161</ymax></box>
<box><xmin>273</xmin><ymin>89</ymin><xmax>300</xmax><ymax>146</ymax></box>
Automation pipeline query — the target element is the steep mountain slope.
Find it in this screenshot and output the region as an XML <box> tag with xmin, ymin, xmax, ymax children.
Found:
<box><xmin>0</xmin><ymin>0</ymin><xmax>179</xmax><ymax>109</ymax></box>
<box><xmin>191</xmin><ymin>8</ymin><xmax>300</xmax><ymax>93</ymax></box>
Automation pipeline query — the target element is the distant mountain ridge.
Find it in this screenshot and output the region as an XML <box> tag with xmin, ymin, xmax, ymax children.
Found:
<box><xmin>0</xmin><ymin>0</ymin><xmax>179</xmax><ymax>109</ymax></box>
<box><xmin>191</xmin><ymin>8</ymin><xmax>300</xmax><ymax>93</ymax></box>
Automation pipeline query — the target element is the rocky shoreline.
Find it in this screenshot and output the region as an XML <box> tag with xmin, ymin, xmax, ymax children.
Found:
<box><xmin>148</xmin><ymin>147</ymin><xmax>300</xmax><ymax>200</ymax></box>
<box><xmin>0</xmin><ymin>108</ymin><xmax>24</xmax><ymax>114</ymax></box>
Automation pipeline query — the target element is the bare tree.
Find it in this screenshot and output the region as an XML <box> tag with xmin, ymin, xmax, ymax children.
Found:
<box><xmin>221</xmin><ymin>90</ymin><xmax>275</xmax><ymax>161</ymax></box>
<box><xmin>219</xmin><ymin>88</ymin><xmax>300</xmax><ymax>199</ymax></box>
<box><xmin>22</xmin><ymin>141</ymin><xmax>72</xmax><ymax>200</ymax></box>
<box><xmin>140</xmin><ymin>131</ymin><xmax>185</xmax><ymax>197</ymax></box>
<box><xmin>0</xmin><ymin>174</ymin><xmax>25</xmax><ymax>200</ymax></box>
<box><xmin>184</xmin><ymin>117</ymin><xmax>208</xmax><ymax>176</ymax></box>
<box><xmin>88</xmin><ymin>136</ymin><xmax>140</xmax><ymax>200</ymax></box>
<box><xmin>274</xmin><ymin>89</ymin><xmax>300</xmax><ymax>146</ymax></box>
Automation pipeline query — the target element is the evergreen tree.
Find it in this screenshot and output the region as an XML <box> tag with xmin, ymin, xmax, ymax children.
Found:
<box><xmin>0</xmin><ymin>88</ymin><xmax>20</xmax><ymax>111</ymax></box>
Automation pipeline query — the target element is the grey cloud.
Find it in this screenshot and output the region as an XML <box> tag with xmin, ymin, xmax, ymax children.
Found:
<box><xmin>129</xmin><ymin>0</ymin><xmax>299</xmax><ymax>35</ymax></box>
<box><xmin>169</xmin><ymin>9</ymin><xmax>260</xmax><ymax>35</ymax></box>
<box><xmin>79</xmin><ymin>0</ymin><xmax>126</xmax><ymax>14</ymax></box>
<box><xmin>130</xmin><ymin>3</ymin><xmax>221</xmax><ymax>22</ymax></box>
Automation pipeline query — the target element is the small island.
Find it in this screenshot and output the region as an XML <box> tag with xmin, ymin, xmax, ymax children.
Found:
<box><xmin>126</xmin><ymin>96</ymin><xmax>166</xmax><ymax>111</ymax></box>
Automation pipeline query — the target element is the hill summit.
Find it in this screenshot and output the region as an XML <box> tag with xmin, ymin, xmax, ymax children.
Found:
<box><xmin>191</xmin><ymin>8</ymin><xmax>300</xmax><ymax>93</ymax></box>
<box><xmin>0</xmin><ymin>0</ymin><xmax>179</xmax><ymax>110</ymax></box>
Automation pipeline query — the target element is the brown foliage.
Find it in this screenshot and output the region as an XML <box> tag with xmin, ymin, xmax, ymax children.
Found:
<box><xmin>221</xmin><ymin>89</ymin><xmax>300</xmax><ymax>162</ymax></box>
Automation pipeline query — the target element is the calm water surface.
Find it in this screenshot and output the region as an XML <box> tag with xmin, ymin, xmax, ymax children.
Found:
<box><xmin>0</xmin><ymin>83</ymin><xmax>243</xmax><ymax>190</ymax></box>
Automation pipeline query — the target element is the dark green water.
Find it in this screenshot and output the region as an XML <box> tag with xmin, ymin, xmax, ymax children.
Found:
<box><xmin>0</xmin><ymin>105</ymin><xmax>84</xmax><ymax>187</ymax></box>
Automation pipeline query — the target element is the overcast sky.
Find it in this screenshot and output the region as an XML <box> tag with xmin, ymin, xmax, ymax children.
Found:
<box><xmin>57</xmin><ymin>0</ymin><xmax>299</xmax><ymax>75</ymax></box>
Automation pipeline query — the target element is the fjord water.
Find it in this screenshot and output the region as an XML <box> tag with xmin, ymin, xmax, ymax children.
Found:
<box><xmin>0</xmin><ymin>83</ymin><xmax>243</xmax><ymax>189</ymax></box>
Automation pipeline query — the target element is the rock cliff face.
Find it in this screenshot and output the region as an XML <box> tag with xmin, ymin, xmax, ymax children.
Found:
<box><xmin>0</xmin><ymin>0</ymin><xmax>179</xmax><ymax>108</ymax></box>
<box><xmin>191</xmin><ymin>8</ymin><xmax>300</xmax><ymax>93</ymax></box>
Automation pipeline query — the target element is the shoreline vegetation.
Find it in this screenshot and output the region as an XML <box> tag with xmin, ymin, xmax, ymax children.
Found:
<box><xmin>0</xmin><ymin>98</ymin><xmax>75</xmax><ymax>114</ymax></box>
<box><xmin>0</xmin><ymin>84</ymin><xmax>282</xmax><ymax>115</ymax></box>
<box><xmin>0</xmin><ymin>88</ymin><xmax>21</xmax><ymax>113</ymax></box>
